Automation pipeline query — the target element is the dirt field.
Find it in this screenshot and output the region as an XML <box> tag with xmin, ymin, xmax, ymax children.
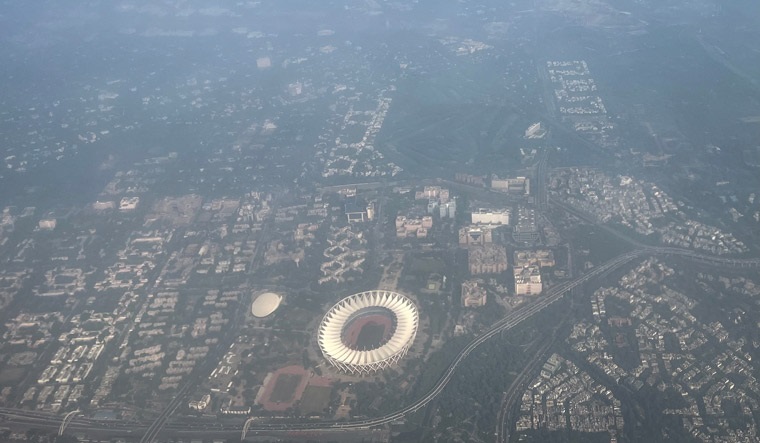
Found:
<box><xmin>269</xmin><ymin>373</ymin><xmax>304</xmax><ymax>403</ymax></box>
<box><xmin>258</xmin><ymin>365</ymin><xmax>310</xmax><ymax>411</ymax></box>
<box><xmin>257</xmin><ymin>365</ymin><xmax>336</xmax><ymax>413</ymax></box>
<box><xmin>300</xmin><ymin>385</ymin><xmax>332</xmax><ymax>415</ymax></box>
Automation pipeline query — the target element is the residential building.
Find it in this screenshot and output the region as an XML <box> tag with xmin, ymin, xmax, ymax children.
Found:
<box><xmin>461</xmin><ymin>279</ymin><xmax>487</xmax><ymax>307</ymax></box>
<box><xmin>459</xmin><ymin>226</ymin><xmax>493</xmax><ymax>246</ymax></box>
<box><xmin>468</xmin><ymin>245</ymin><xmax>508</xmax><ymax>275</ymax></box>
<box><xmin>514</xmin><ymin>249</ymin><xmax>556</xmax><ymax>268</ymax></box>
<box><xmin>514</xmin><ymin>265</ymin><xmax>542</xmax><ymax>295</ymax></box>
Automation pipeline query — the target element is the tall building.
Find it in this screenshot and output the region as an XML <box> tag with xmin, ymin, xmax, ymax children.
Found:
<box><xmin>440</xmin><ymin>200</ymin><xmax>457</xmax><ymax>219</ymax></box>
<box><xmin>461</xmin><ymin>279</ymin><xmax>487</xmax><ymax>307</ymax></box>
<box><xmin>514</xmin><ymin>265</ymin><xmax>542</xmax><ymax>295</ymax></box>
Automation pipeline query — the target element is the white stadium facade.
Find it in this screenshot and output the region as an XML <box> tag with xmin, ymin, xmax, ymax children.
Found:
<box><xmin>317</xmin><ymin>290</ymin><xmax>419</xmax><ymax>375</ymax></box>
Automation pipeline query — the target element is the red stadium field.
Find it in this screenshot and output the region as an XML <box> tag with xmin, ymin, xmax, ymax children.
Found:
<box><xmin>318</xmin><ymin>290</ymin><xmax>419</xmax><ymax>375</ymax></box>
<box><xmin>342</xmin><ymin>313</ymin><xmax>395</xmax><ymax>350</ymax></box>
<box><xmin>257</xmin><ymin>365</ymin><xmax>309</xmax><ymax>411</ymax></box>
<box><xmin>257</xmin><ymin>365</ymin><xmax>336</xmax><ymax>412</ymax></box>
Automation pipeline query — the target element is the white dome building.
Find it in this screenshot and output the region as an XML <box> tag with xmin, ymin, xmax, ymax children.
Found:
<box><xmin>251</xmin><ymin>292</ymin><xmax>283</xmax><ymax>318</ymax></box>
<box><xmin>317</xmin><ymin>290</ymin><xmax>418</xmax><ymax>375</ymax></box>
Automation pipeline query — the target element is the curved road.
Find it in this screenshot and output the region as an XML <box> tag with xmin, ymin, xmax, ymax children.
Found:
<box><xmin>2</xmin><ymin>249</ymin><xmax>645</xmax><ymax>438</ymax></box>
<box><xmin>3</xmin><ymin>249</ymin><xmax>760</xmax><ymax>438</ymax></box>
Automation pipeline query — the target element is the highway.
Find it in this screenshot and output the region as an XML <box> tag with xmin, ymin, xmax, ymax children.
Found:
<box><xmin>550</xmin><ymin>198</ymin><xmax>760</xmax><ymax>269</ymax></box>
<box><xmin>2</xmin><ymin>247</ymin><xmax>759</xmax><ymax>439</ymax></box>
<box><xmin>139</xmin><ymin>382</ymin><xmax>192</xmax><ymax>443</ymax></box>
<box><xmin>495</xmin><ymin>257</ymin><xmax>577</xmax><ymax>443</ymax></box>
<box><xmin>0</xmin><ymin>249</ymin><xmax>646</xmax><ymax>439</ymax></box>
<box><xmin>535</xmin><ymin>147</ymin><xmax>549</xmax><ymax>212</ymax></box>
<box><xmin>495</xmin><ymin>334</ymin><xmax>554</xmax><ymax>443</ymax></box>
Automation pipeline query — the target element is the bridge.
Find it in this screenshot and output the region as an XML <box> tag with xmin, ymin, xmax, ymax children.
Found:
<box><xmin>2</xmin><ymin>246</ymin><xmax>759</xmax><ymax>439</ymax></box>
<box><xmin>58</xmin><ymin>410</ymin><xmax>79</xmax><ymax>436</ymax></box>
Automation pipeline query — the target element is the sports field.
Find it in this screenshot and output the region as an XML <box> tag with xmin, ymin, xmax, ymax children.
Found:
<box><xmin>258</xmin><ymin>365</ymin><xmax>310</xmax><ymax>411</ymax></box>
<box><xmin>269</xmin><ymin>373</ymin><xmax>304</xmax><ymax>403</ymax></box>
<box><xmin>300</xmin><ymin>385</ymin><xmax>332</xmax><ymax>415</ymax></box>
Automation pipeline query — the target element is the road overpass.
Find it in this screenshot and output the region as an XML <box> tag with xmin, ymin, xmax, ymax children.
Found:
<box><xmin>2</xmin><ymin>247</ymin><xmax>759</xmax><ymax>439</ymax></box>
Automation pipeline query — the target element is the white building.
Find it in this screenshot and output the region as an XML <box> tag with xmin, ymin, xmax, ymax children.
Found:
<box><xmin>525</xmin><ymin>122</ymin><xmax>547</xmax><ymax>139</ymax></box>
<box><xmin>38</xmin><ymin>219</ymin><xmax>57</xmax><ymax>230</ymax></box>
<box><xmin>514</xmin><ymin>265</ymin><xmax>542</xmax><ymax>296</ymax></box>
<box><xmin>119</xmin><ymin>197</ymin><xmax>140</xmax><ymax>212</ymax></box>
<box><xmin>256</xmin><ymin>57</ymin><xmax>272</xmax><ymax>69</ymax></box>
<box><xmin>288</xmin><ymin>82</ymin><xmax>303</xmax><ymax>96</ymax></box>
<box><xmin>440</xmin><ymin>200</ymin><xmax>457</xmax><ymax>219</ymax></box>
<box><xmin>188</xmin><ymin>393</ymin><xmax>211</xmax><ymax>411</ymax></box>
<box><xmin>471</xmin><ymin>208</ymin><xmax>510</xmax><ymax>225</ymax></box>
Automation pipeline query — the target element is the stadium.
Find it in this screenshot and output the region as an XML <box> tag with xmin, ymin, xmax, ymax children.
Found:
<box><xmin>317</xmin><ymin>290</ymin><xmax>419</xmax><ymax>375</ymax></box>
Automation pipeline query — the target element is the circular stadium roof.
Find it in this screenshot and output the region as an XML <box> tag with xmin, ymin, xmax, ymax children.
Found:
<box><xmin>317</xmin><ymin>290</ymin><xmax>418</xmax><ymax>375</ymax></box>
<box><xmin>251</xmin><ymin>292</ymin><xmax>283</xmax><ymax>318</ymax></box>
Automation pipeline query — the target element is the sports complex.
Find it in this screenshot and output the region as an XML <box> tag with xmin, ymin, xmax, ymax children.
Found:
<box><xmin>317</xmin><ymin>290</ymin><xmax>419</xmax><ymax>375</ymax></box>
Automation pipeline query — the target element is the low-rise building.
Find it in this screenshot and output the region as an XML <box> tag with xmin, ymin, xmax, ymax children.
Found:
<box><xmin>514</xmin><ymin>265</ymin><xmax>542</xmax><ymax>295</ymax></box>
<box><xmin>345</xmin><ymin>199</ymin><xmax>373</xmax><ymax>223</ymax></box>
<box><xmin>491</xmin><ymin>176</ymin><xmax>530</xmax><ymax>195</ymax></box>
<box><xmin>220</xmin><ymin>405</ymin><xmax>251</xmax><ymax>415</ymax></box>
<box><xmin>415</xmin><ymin>186</ymin><xmax>449</xmax><ymax>202</ymax></box>
<box><xmin>455</xmin><ymin>173</ymin><xmax>486</xmax><ymax>187</ymax></box>
<box><xmin>38</xmin><ymin>219</ymin><xmax>57</xmax><ymax>230</ymax></box>
<box><xmin>396</xmin><ymin>215</ymin><xmax>432</xmax><ymax>238</ymax></box>
<box><xmin>461</xmin><ymin>279</ymin><xmax>487</xmax><ymax>307</ymax></box>
<box><xmin>471</xmin><ymin>208</ymin><xmax>510</xmax><ymax>225</ymax></box>
<box><xmin>469</xmin><ymin>245</ymin><xmax>508</xmax><ymax>275</ymax></box>
<box><xmin>189</xmin><ymin>393</ymin><xmax>211</xmax><ymax>411</ymax></box>
<box><xmin>525</xmin><ymin>122</ymin><xmax>547</xmax><ymax>139</ymax></box>
<box><xmin>119</xmin><ymin>196</ymin><xmax>140</xmax><ymax>212</ymax></box>
<box><xmin>459</xmin><ymin>225</ymin><xmax>493</xmax><ymax>246</ymax></box>
<box><xmin>514</xmin><ymin>249</ymin><xmax>556</xmax><ymax>268</ymax></box>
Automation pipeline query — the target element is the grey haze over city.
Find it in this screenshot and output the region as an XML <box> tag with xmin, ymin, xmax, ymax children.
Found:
<box><xmin>1</xmin><ymin>1</ymin><xmax>760</xmax><ymax>442</ymax></box>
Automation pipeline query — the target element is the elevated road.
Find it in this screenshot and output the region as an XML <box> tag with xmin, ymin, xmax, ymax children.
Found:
<box><xmin>550</xmin><ymin>198</ymin><xmax>760</xmax><ymax>269</ymax></box>
<box><xmin>0</xmin><ymin>249</ymin><xmax>645</xmax><ymax>438</ymax></box>
<box><xmin>495</xmin><ymin>334</ymin><xmax>554</xmax><ymax>443</ymax></box>
<box><xmin>644</xmin><ymin>246</ymin><xmax>760</xmax><ymax>268</ymax></box>
<box><xmin>139</xmin><ymin>382</ymin><xmax>192</xmax><ymax>443</ymax></box>
<box><xmin>2</xmin><ymin>247</ymin><xmax>759</xmax><ymax>439</ymax></box>
<box><xmin>190</xmin><ymin>249</ymin><xmax>645</xmax><ymax>434</ymax></box>
<box><xmin>535</xmin><ymin>147</ymin><xmax>550</xmax><ymax>212</ymax></box>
